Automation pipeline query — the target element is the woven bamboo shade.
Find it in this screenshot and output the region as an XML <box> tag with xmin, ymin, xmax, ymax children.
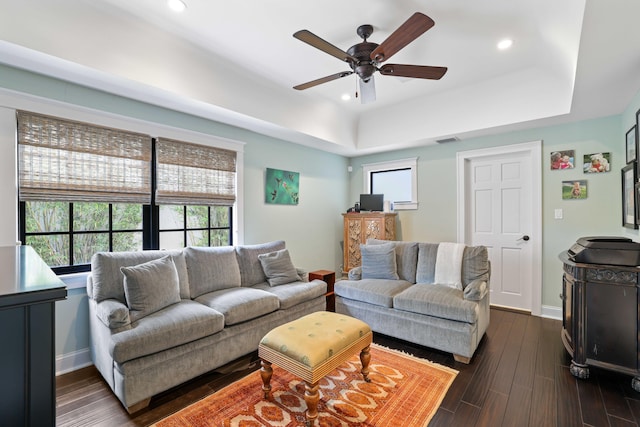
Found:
<box><xmin>155</xmin><ymin>138</ymin><xmax>236</xmax><ymax>206</ymax></box>
<box><xmin>17</xmin><ymin>111</ymin><xmax>152</xmax><ymax>203</ymax></box>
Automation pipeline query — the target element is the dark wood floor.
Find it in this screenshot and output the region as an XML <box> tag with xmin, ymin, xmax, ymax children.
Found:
<box><xmin>56</xmin><ymin>308</ymin><xmax>640</xmax><ymax>427</ymax></box>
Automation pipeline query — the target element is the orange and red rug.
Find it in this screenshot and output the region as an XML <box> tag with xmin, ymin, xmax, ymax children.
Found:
<box><xmin>153</xmin><ymin>344</ymin><xmax>457</xmax><ymax>427</ymax></box>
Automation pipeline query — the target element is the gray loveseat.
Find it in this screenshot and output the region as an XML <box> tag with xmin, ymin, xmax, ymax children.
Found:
<box><xmin>335</xmin><ymin>239</ymin><xmax>490</xmax><ymax>363</ymax></box>
<box><xmin>86</xmin><ymin>240</ymin><xmax>326</xmax><ymax>413</ymax></box>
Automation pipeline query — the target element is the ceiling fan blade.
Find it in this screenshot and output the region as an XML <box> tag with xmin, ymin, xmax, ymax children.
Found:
<box><xmin>379</xmin><ymin>64</ymin><xmax>447</xmax><ymax>80</ymax></box>
<box><xmin>359</xmin><ymin>76</ymin><xmax>376</xmax><ymax>104</ymax></box>
<box><xmin>371</xmin><ymin>12</ymin><xmax>435</xmax><ymax>63</ymax></box>
<box><xmin>293</xmin><ymin>71</ymin><xmax>354</xmax><ymax>90</ymax></box>
<box><xmin>293</xmin><ymin>30</ymin><xmax>357</xmax><ymax>64</ymax></box>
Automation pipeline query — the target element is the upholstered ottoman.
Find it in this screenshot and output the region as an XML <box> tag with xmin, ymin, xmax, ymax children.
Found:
<box><xmin>258</xmin><ymin>311</ymin><xmax>373</xmax><ymax>426</ymax></box>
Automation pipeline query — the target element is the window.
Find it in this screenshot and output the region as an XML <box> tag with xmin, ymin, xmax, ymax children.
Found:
<box><xmin>22</xmin><ymin>201</ymin><xmax>144</xmax><ymax>273</ymax></box>
<box><xmin>362</xmin><ymin>158</ymin><xmax>418</xmax><ymax>210</ymax></box>
<box><xmin>17</xmin><ymin>111</ymin><xmax>236</xmax><ymax>274</ymax></box>
<box><xmin>159</xmin><ymin>205</ymin><xmax>231</xmax><ymax>250</ymax></box>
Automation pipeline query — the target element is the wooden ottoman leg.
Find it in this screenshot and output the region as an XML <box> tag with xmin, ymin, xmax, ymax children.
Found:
<box><xmin>260</xmin><ymin>359</ymin><xmax>273</xmax><ymax>399</ymax></box>
<box><xmin>304</xmin><ymin>381</ymin><xmax>320</xmax><ymax>426</ymax></box>
<box><xmin>360</xmin><ymin>345</ymin><xmax>371</xmax><ymax>382</ymax></box>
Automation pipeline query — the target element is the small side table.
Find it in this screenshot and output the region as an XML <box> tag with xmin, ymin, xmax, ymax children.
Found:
<box><xmin>309</xmin><ymin>270</ymin><xmax>335</xmax><ymax>312</ymax></box>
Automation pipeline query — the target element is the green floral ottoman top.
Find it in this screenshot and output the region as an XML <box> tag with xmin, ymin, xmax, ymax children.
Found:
<box><xmin>260</xmin><ymin>311</ymin><xmax>371</xmax><ymax>367</ymax></box>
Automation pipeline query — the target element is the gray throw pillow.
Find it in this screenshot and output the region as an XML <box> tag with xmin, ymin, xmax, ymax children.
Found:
<box><xmin>366</xmin><ymin>238</ymin><xmax>418</xmax><ymax>283</ymax></box>
<box><xmin>258</xmin><ymin>249</ymin><xmax>300</xmax><ymax>286</ymax></box>
<box><xmin>120</xmin><ymin>255</ymin><xmax>181</xmax><ymax>321</ymax></box>
<box><xmin>360</xmin><ymin>243</ymin><xmax>399</xmax><ymax>280</ymax></box>
<box><xmin>236</xmin><ymin>240</ymin><xmax>286</xmax><ymax>286</ymax></box>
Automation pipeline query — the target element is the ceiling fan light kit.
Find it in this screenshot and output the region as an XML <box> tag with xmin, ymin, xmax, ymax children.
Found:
<box><xmin>292</xmin><ymin>12</ymin><xmax>447</xmax><ymax>103</ymax></box>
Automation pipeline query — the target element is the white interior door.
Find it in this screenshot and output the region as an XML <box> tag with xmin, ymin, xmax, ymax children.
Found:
<box><xmin>457</xmin><ymin>142</ymin><xmax>542</xmax><ymax>314</ymax></box>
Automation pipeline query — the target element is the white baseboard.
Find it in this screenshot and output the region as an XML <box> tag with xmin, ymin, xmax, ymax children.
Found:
<box><xmin>56</xmin><ymin>348</ymin><xmax>92</xmax><ymax>376</ymax></box>
<box><xmin>540</xmin><ymin>305</ymin><xmax>562</xmax><ymax>320</ymax></box>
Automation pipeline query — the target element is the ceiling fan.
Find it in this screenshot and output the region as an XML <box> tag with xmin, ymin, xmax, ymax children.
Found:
<box><xmin>292</xmin><ymin>12</ymin><xmax>447</xmax><ymax>104</ymax></box>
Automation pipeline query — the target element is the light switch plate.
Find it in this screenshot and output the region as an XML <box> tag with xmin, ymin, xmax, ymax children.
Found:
<box><xmin>554</xmin><ymin>208</ymin><xmax>563</xmax><ymax>219</ymax></box>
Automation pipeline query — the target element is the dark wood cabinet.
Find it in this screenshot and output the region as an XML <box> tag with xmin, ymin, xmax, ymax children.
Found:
<box><xmin>0</xmin><ymin>246</ymin><xmax>66</xmax><ymax>427</ymax></box>
<box><xmin>559</xmin><ymin>251</ymin><xmax>640</xmax><ymax>391</ymax></box>
<box><xmin>309</xmin><ymin>270</ymin><xmax>335</xmax><ymax>312</ymax></box>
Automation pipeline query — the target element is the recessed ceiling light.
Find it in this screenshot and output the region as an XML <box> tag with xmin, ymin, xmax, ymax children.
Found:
<box><xmin>341</xmin><ymin>93</ymin><xmax>351</xmax><ymax>101</ymax></box>
<box><xmin>497</xmin><ymin>39</ymin><xmax>513</xmax><ymax>50</ymax></box>
<box><xmin>167</xmin><ymin>0</ymin><xmax>187</xmax><ymax>12</ymax></box>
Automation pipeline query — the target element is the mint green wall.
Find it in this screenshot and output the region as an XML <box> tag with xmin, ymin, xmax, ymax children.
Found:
<box><xmin>2</xmin><ymin>61</ymin><xmax>638</xmax><ymax>364</ymax></box>
<box><xmin>349</xmin><ymin>115</ymin><xmax>624</xmax><ymax>309</ymax></box>
<box><xmin>242</xmin><ymin>135</ymin><xmax>348</xmax><ymax>270</ymax></box>
<box><xmin>0</xmin><ymin>64</ymin><xmax>348</xmax><ymax>360</ymax></box>
<box><xmin>620</xmin><ymin>89</ymin><xmax>640</xmax><ymax>241</ymax></box>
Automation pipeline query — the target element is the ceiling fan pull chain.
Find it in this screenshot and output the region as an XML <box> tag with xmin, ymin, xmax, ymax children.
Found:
<box><xmin>355</xmin><ymin>76</ymin><xmax>359</xmax><ymax>99</ymax></box>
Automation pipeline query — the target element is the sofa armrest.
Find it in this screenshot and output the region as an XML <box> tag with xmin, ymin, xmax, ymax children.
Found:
<box><xmin>95</xmin><ymin>299</ymin><xmax>131</xmax><ymax>329</ymax></box>
<box><xmin>348</xmin><ymin>266</ymin><xmax>362</xmax><ymax>281</ymax></box>
<box><xmin>463</xmin><ymin>279</ymin><xmax>488</xmax><ymax>301</ymax></box>
<box><xmin>296</xmin><ymin>268</ymin><xmax>309</xmax><ymax>282</ymax></box>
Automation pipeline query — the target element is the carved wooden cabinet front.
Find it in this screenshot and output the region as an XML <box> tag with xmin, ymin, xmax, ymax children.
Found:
<box><xmin>342</xmin><ymin>213</ymin><xmax>397</xmax><ymax>274</ymax></box>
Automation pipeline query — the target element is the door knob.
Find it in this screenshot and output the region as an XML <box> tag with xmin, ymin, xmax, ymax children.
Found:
<box><xmin>518</xmin><ymin>235</ymin><xmax>530</xmax><ymax>241</ymax></box>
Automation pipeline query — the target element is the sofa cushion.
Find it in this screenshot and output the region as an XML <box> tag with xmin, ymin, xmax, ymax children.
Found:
<box><xmin>367</xmin><ymin>239</ymin><xmax>418</xmax><ymax>283</ymax></box>
<box><xmin>462</xmin><ymin>246</ymin><xmax>490</xmax><ymax>287</ymax></box>
<box><xmin>393</xmin><ymin>284</ymin><xmax>479</xmax><ymax>323</ymax></box>
<box><xmin>91</xmin><ymin>249</ymin><xmax>190</xmax><ymax>303</ymax></box>
<box><xmin>258</xmin><ymin>248</ymin><xmax>301</xmax><ymax>286</ymax></box>
<box><xmin>334</xmin><ymin>279</ymin><xmax>412</xmax><ymax>308</ymax></box>
<box><xmin>120</xmin><ymin>255</ymin><xmax>181</xmax><ymax>322</ymax></box>
<box><xmin>253</xmin><ymin>279</ymin><xmax>326</xmax><ymax>309</ymax></box>
<box><xmin>110</xmin><ymin>300</ymin><xmax>225</xmax><ymax>364</ymax></box>
<box><xmin>360</xmin><ymin>243</ymin><xmax>399</xmax><ymax>280</ymax></box>
<box><xmin>236</xmin><ymin>240</ymin><xmax>286</xmax><ymax>286</ymax></box>
<box><xmin>185</xmin><ymin>246</ymin><xmax>241</xmax><ymax>298</ymax></box>
<box><xmin>195</xmin><ymin>287</ymin><xmax>280</xmax><ymax>325</ymax></box>
<box><xmin>415</xmin><ymin>243</ymin><xmax>439</xmax><ymax>284</ymax></box>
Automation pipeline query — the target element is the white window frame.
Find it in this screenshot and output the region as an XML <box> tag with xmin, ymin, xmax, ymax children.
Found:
<box><xmin>362</xmin><ymin>157</ymin><xmax>418</xmax><ymax>210</ymax></box>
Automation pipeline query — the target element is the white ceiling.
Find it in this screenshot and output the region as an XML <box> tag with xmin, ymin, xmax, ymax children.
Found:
<box><xmin>0</xmin><ymin>0</ymin><xmax>639</xmax><ymax>156</ymax></box>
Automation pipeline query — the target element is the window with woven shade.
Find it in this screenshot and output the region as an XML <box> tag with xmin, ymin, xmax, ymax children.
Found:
<box><xmin>17</xmin><ymin>111</ymin><xmax>236</xmax><ymax>273</ymax></box>
<box><xmin>17</xmin><ymin>111</ymin><xmax>152</xmax><ymax>203</ymax></box>
<box><xmin>155</xmin><ymin>138</ymin><xmax>236</xmax><ymax>206</ymax></box>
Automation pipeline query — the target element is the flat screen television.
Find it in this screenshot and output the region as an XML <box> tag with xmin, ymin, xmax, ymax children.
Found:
<box><xmin>359</xmin><ymin>194</ymin><xmax>384</xmax><ymax>211</ymax></box>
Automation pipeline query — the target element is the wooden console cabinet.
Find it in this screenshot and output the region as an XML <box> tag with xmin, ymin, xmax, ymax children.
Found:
<box><xmin>0</xmin><ymin>246</ymin><xmax>67</xmax><ymax>427</ymax></box>
<box><xmin>559</xmin><ymin>251</ymin><xmax>640</xmax><ymax>391</ymax></box>
<box><xmin>342</xmin><ymin>212</ymin><xmax>397</xmax><ymax>274</ymax></box>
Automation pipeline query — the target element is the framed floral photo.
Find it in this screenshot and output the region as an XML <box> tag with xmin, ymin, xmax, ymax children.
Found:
<box><xmin>626</xmin><ymin>125</ymin><xmax>637</xmax><ymax>164</ymax></box>
<box><xmin>622</xmin><ymin>162</ymin><xmax>638</xmax><ymax>228</ymax></box>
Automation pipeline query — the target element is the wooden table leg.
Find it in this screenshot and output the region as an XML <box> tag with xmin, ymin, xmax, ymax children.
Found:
<box><xmin>360</xmin><ymin>345</ymin><xmax>371</xmax><ymax>382</ymax></box>
<box><xmin>304</xmin><ymin>381</ymin><xmax>320</xmax><ymax>426</ymax></box>
<box><xmin>260</xmin><ymin>359</ymin><xmax>273</xmax><ymax>399</ymax></box>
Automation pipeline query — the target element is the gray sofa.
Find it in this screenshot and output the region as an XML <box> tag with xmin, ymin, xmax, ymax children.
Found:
<box><xmin>86</xmin><ymin>240</ymin><xmax>326</xmax><ymax>413</ymax></box>
<box><xmin>335</xmin><ymin>239</ymin><xmax>490</xmax><ymax>363</ymax></box>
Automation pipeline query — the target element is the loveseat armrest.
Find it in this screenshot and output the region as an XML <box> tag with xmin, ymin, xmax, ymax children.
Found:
<box><xmin>463</xmin><ymin>279</ymin><xmax>488</xmax><ymax>301</ymax></box>
<box><xmin>296</xmin><ymin>267</ymin><xmax>309</xmax><ymax>282</ymax></box>
<box><xmin>348</xmin><ymin>266</ymin><xmax>362</xmax><ymax>281</ymax></box>
<box><xmin>94</xmin><ymin>299</ymin><xmax>131</xmax><ymax>329</ymax></box>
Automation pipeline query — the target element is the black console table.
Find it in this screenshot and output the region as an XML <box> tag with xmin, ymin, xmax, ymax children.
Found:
<box><xmin>0</xmin><ymin>245</ymin><xmax>67</xmax><ymax>427</ymax></box>
<box><xmin>559</xmin><ymin>251</ymin><xmax>640</xmax><ymax>391</ymax></box>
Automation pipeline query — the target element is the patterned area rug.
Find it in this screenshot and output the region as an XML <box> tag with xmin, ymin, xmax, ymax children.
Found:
<box><xmin>153</xmin><ymin>344</ymin><xmax>457</xmax><ymax>427</ymax></box>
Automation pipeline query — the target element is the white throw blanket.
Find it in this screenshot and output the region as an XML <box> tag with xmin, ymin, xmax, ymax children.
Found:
<box><xmin>434</xmin><ymin>242</ymin><xmax>466</xmax><ymax>290</ymax></box>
